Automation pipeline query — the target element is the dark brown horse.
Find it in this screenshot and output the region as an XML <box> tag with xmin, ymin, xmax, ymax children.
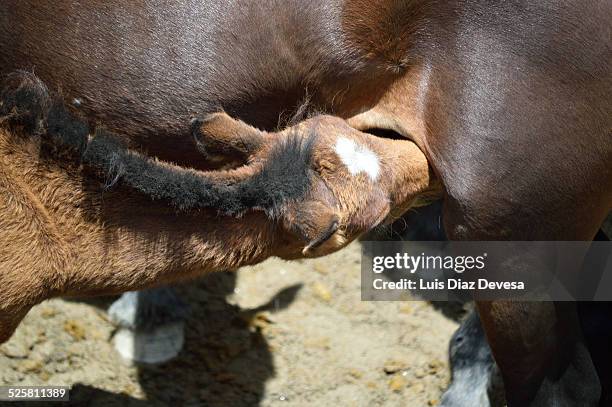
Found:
<box><xmin>2</xmin><ymin>1</ymin><xmax>610</xmax><ymax>405</ymax></box>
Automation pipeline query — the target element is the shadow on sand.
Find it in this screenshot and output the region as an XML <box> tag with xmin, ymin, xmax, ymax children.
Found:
<box><xmin>26</xmin><ymin>273</ymin><xmax>301</xmax><ymax>407</ymax></box>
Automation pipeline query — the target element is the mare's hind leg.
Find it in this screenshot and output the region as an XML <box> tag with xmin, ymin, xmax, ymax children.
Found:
<box><xmin>382</xmin><ymin>203</ymin><xmax>504</xmax><ymax>406</ymax></box>
<box><xmin>442</xmin><ymin>200</ymin><xmax>604</xmax><ymax>406</ymax></box>
<box><xmin>476</xmin><ymin>300</ymin><xmax>599</xmax><ymax>407</ymax></box>
<box><xmin>440</xmin><ymin>310</ymin><xmax>504</xmax><ymax>407</ymax></box>
<box><xmin>108</xmin><ymin>287</ymin><xmax>189</xmax><ymax>364</ymax></box>
<box><xmin>391</xmin><ymin>203</ymin><xmax>504</xmax><ymax>406</ymax></box>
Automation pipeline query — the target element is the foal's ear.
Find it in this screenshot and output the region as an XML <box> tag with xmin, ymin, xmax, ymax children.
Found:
<box><xmin>191</xmin><ymin>112</ymin><xmax>266</xmax><ymax>165</ymax></box>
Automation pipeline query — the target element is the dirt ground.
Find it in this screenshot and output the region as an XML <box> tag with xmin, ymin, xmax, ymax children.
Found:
<box><xmin>0</xmin><ymin>242</ymin><xmax>459</xmax><ymax>407</ymax></box>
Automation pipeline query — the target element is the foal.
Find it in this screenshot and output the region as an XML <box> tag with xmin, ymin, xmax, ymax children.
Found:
<box><xmin>0</xmin><ymin>73</ymin><xmax>440</xmax><ymax>342</ymax></box>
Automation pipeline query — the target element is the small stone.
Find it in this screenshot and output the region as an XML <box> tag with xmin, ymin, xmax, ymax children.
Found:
<box><xmin>383</xmin><ymin>359</ymin><xmax>407</xmax><ymax>374</ymax></box>
<box><xmin>313</xmin><ymin>264</ymin><xmax>328</xmax><ymax>274</ymax></box>
<box><xmin>50</xmin><ymin>348</ymin><xmax>68</xmax><ymax>363</ymax></box>
<box><xmin>312</xmin><ymin>282</ymin><xmax>332</xmax><ymax>302</ymax></box>
<box><xmin>411</xmin><ymin>382</ymin><xmax>425</xmax><ymax>393</ymax></box>
<box><xmin>34</xmin><ymin>330</ymin><xmax>47</xmax><ymax>344</ymax></box>
<box><xmin>303</xmin><ymin>337</ymin><xmax>330</xmax><ymax>350</ymax></box>
<box><xmin>40</xmin><ymin>307</ymin><xmax>57</xmax><ymax>319</ymax></box>
<box><xmin>0</xmin><ymin>341</ymin><xmax>29</xmax><ymax>359</ymax></box>
<box><xmin>38</xmin><ymin>370</ymin><xmax>50</xmax><ymax>381</ymax></box>
<box><xmin>53</xmin><ymin>361</ymin><xmax>70</xmax><ymax>374</ymax></box>
<box><xmin>63</xmin><ymin>320</ymin><xmax>86</xmax><ymax>341</ymax></box>
<box><xmin>414</xmin><ymin>368</ymin><xmax>427</xmax><ymax>378</ymax></box>
<box><xmin>428</xmin><ymin>399</ymin><xmax>439</xmax><ymax>406</ymax></box>
<box><xmin>399</xmin><ymin>304</ymin><xmax>413</xmax><ymax>314</ymax></box>
<box><xmin>17</xmin><ymin>359</ymin><xmax>42</xmax><ymax>373</ymax></box>
<box><xmin>388</xmin><ymin>375</ymin><xmax>407</xmax><ymax>392</ymax></box>
<box><xmin>428</xmin><ymin>359</ymin><xmax>444</xmax><ymax>375</ymax></box>
<box><xmin>348</xmin><ymin>369</ymin><xmax>363</xmax><ymax>379</ymax></box>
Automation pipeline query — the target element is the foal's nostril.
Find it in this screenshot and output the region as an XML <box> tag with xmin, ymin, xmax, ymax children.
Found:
<box><xmin>302</xmin><ymin>218</ymin><xmax>340</xmax><ymax>256</ymax></box>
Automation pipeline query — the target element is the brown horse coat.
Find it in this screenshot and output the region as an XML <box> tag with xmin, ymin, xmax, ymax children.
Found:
<box><xmin>1</xmin><ymin>1</ymin><xmax>610</xmax><ymax>405</ymax></box>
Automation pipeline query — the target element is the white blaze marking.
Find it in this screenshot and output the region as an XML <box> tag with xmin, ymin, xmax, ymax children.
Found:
<box><xmin>334</xmin><ymin>137</ymin><xmax>380</xmax><ymax>181</ymax></box>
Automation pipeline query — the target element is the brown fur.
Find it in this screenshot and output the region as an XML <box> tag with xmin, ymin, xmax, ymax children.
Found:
<box><xmin>2</xmin><ymin>1</ymin><xmax>611</xmax><ymax>404</ymax></box>
<box><xmin>0</xmin><ymin>111</ymin><xmax>436</xmax><ymax>343</ymax></box>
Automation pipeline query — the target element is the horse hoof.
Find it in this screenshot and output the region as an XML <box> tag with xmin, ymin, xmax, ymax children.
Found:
<box><xmin>112</xmin><ymin>322</ymin><xmax>185</xmax><ymax>364</ymax></box>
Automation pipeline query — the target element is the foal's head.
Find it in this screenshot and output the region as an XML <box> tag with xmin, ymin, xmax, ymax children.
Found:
<box><xmin>193</xmin><ymin>112</ymin><xmax>438</xmax><ymax>257</ymax></box>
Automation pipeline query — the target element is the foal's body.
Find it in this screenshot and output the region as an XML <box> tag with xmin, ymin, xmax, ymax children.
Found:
<box><xmin>2</xmin><ymin>1</ymin><xmax>611</xmax><ymax>405</ymax></box>
<box><xmin>0</xmin><ymin>79</ymin><xmax>433</xmax><ymax>344</ymax></box>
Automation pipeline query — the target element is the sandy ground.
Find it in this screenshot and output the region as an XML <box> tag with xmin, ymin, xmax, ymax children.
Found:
<box><xmin>0</xmin><ymin>242</ymin><xmax>459</xmax><ymax>407</ymax></box>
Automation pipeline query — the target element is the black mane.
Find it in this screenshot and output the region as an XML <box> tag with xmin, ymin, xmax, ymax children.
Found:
<box><xmin>1</xmin><ymin>71</ymin><xmax>313</xmax><ymax>215</ymax></box>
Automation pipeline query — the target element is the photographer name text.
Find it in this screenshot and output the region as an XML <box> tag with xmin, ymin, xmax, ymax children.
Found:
<box><xmin>371</xmin><ymin>253</ymin><xmax>525</xmax><ymax>291</ymax></box>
